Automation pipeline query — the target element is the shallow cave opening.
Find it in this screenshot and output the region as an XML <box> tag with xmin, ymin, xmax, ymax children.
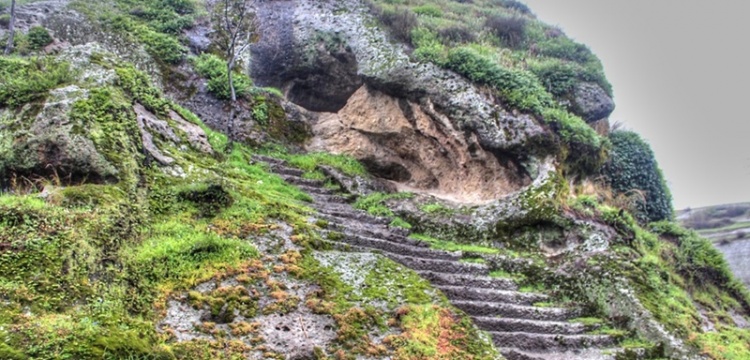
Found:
<box><xmin>359</xmin><ymin>157</ymin><xmax>412</xmax><ymax>183</ymax></box>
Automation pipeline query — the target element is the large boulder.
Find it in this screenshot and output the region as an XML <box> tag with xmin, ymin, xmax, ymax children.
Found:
<box><xmin>0</xmin><ymin>85</ymin><xmax>119</xmax><ymax>185</ymax></box>
<box><xmin>568</xmin><ymin>82</ymin><xmax>615</xmax><ymax>123</ymax></box>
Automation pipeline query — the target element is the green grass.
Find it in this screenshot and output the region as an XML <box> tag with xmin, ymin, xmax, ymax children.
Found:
<box><xmin>569</xmin><ymin>317</ymin><xmax>604</xmax><ymax>326</ymax></box>
<box><xmin>409</xmin><ymin>233</ymin><xmax>500</xmax><ymax>254</ymax></box>
<box><xmin>459</xmin><ymin>257</ymin><xmax>486</xmax><ymax>265</ymax></box>
<box><xmin>353</xmin><ymin>192</ymin><xmax>414</xmax><ymax>217</ymax></box>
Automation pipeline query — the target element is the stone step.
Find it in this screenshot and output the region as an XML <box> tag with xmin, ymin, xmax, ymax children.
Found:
<box><xmin>325</xmin><ymin>232</ymin><xmax>461</xmax><ymax>261</ymax></box>
<box><xmin>472</xmin><ymin>317</ymin><xmax>587</xmax><ymax>335</ymax></box>
<box><xmin>280</xmin><ymin>174</ymin><xmax>324</xmax><ymax>187</ymax></box>
<box><xmin>296</xmin><ymin>184</ymin><xmax>340</xmax><ymax>196</ymax></box>
<box><xmin>436</xmin><ymin>286</ymin><xmax>547</xmax><ymax>306</ymax></box>
<box><xmin>324</xmin><ymin>220</ymin><xmax>413</xmax><ymax>245</ymax></box>
<box><xmin>251</xmin><ymin>154</ymin><xmax>286</xmax><ymax>166</ymax></box>
<box><xmin>500</xmin><ymin>347</ymin><xmax>621</xmax><ymax>360</ymax></box>
<box><xmin>452</xmin><ymin>301</ymin><xmax>581</xmax><ymax>321</ymax></box>
<box><xmin>490</xmin><ymin>332</ymin><xmax>615</xmax><ymax>352</ymax></box>
<box><xmin>416</xmin><ymin>271</ymin><xmax>518</xmax><ymax>291</ymax></box>
<box><xmin>321</xmin><ymin>216</ymin><xmax>398</xmax><ymax>236</ymax></box>
<box><xmin>315</xmin><ymin>208</ymin><xmax>390</xmax><ymax>225</ymax></box>
<box><xmin>387</xmin><ymin>254</ymin><xmax>489</xmax><ymax>276</ymax></box>
<box><xmin>309</xmin><ymin>193</ymin><xmax>351</xmax><ymax>204</ymax></box>
<box><xmin>271</xmin><ymin>165</ymin><xmax>306</xmax><ymax>177</ymax></box>
<box><xmin>312</xmin><ymin>201</ymin><xmax>363</xmax><ymax>213</ymax></box>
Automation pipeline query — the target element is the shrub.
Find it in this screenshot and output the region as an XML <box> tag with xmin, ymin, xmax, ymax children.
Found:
<box><xmin>411</xmin><ymin>27</ymin><xmax>446</xmax><ymax>63</ymax></box>
<box><xmin>494</xmin><ymin>0</ymin><xmax>532</xmax><ymax>14</ymax></box>
<box><xmin>192</xmin><ymin>53</ymin><xmax>252</xmax><ymax>100</ymax></box>
<box><xmin>537</xmin><ymin>36</ymin><xmax>595</xmax><ymax>64</ymax></box>
<box><xmin>437</xmin><ymin>25</ymin><xmax>476</xmax><ymax>44</ymax></box>
<box><xmin>0</xmin><ymin>57</ymin><xmax>72</xmax><ymax>108</ymax></box>
<box><xmin>0</xmin><ymin>14</ymin><xmax>10</xmax><ymax>28</ymax></box>
<box><xmin>529</xmin><ymin>60</ymin><xmax>579</xmax><ymax>97</ymax></box>
<box><xmin>378</xmin><ymin>7</ymin><xmax>418</xmax><ymax>44</ymax></box>
<box><xmin>485</xmin><ymin>15</ymin><xmax>527</xmax><ymax>48</ymax></box>
<box><xmin>27</xmin><ymin>26</ymin><xmax>54</xmax><ymax>50</ymax></box>
<box><xmin>412</xmin><ymin>4</ymin><xmax>442</xmax><ymax>17</ymax></box>
<box><xmin>601</xmin><ymin>131</ymin><xmax>673</xmax><ymax>223</ymax></box>
<box><xmin>445</xmin><ymin>46</ymin><xmax>551</xmax><ymax>112</ymax></box>
<box><xmin>541</xmin><ymin>107</ymin><xmax>605</xmax><ymax>174</ymax></box>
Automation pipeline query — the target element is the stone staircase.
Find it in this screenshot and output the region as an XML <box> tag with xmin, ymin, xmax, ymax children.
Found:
<box><xmin>253</xmin><ymin>155</ymin><xmax>630</xmax><ymax>360</ymax></box>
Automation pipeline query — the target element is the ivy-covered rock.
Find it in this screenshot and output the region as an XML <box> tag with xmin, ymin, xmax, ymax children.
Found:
<box><xmin>601</xmin><ymin>130</ymin><xmax>673</xmax><ymax>223</ymax></box>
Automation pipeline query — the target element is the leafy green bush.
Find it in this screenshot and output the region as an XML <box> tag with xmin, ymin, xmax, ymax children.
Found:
<box><xmin>601</xmin><ymin>130</ymin><xmax>673</xmax><ymax>223</ymax></box>
<box><xmin>27</xmin><ymin>26</ymin><xmax>53</xmax><ymax>50</ymax></box>
<box><xmin>412</xmin><ymin>27</ymin><xmax>446</xmax><ymax>64</ymax></box>
<box><xmin>541</xmin><ymin>108</ymin><xmax>606</xmax><ymax>174</ymax></box>
<box><xmin>0</xmin><ymin>56</ymin><xmax>72</xmax><ymax>108</ymax></box>
<box><xmin>537</xmin><ymin>36</ymin><xmax>595</xmax><ymax>64</ymax></box>
<box><xmin>110</xmin><ymin>15</ymin><xmax>185</xmax><ymax>64</ymax></box>
<box><xmin>445</xmin><ymin>46</ymin><xmax>552</xmax><ymax>112</ymax></box>
<box><xmin>192</xmin><ymin>53</ymin><xmax>252</xmax><ymax>100</ymax></box>
<box><xmin>529</xmin><ymin>60</ymin><xmax>579</xmax><ymax>97</ymax></box>
<box><xmin>412</xmin><ymin>4</ymin><xmax>442</xmax><ymax>17</ymax></box>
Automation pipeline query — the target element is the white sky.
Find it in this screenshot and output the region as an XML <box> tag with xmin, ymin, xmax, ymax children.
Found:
<box><xmin>521</xmin><ymin>0</ymin><xmax>750</xmax><ymax>209</ymax></box>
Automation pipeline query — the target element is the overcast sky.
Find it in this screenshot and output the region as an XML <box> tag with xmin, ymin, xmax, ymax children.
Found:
<box><xmin>521</xmin><ymin>0</ymin><xmax>750</xmax><ymax>209</ymax></box>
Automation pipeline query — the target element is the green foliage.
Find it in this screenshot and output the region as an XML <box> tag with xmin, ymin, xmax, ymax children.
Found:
<box><xmin>529</xmin><ymin>60</ymin><xmax>579</xmax><ymax>97</ymax></box>
<box><xmin>115</xmin><ymin>65</ymin><xmax>170</xmax><ymax>114</ymax></box>
<box><xmin>0</xmin><ymin>56</ymin><xmax>72</xmax><ymax>108</ymax></box>
<box><xmin>411</xmin><ymin>27</ymin><xmax>446</xmax><ymax>64</ymax></box>
<box><xmin>409</xmin><ymin>233</ymin><xmax>500</xmax><ymax>254</ymax></box>
<box><xmin>264</xmin><ymin>149</ymin><xmax>369</xmax><ymax>177</ymax></box>
<box><xmin>445</xmin><ymin>46</ymin><xmax>552</xmax><ymax>113</ymax></box>
<box><xmin>353</xmin><ymin>192</ymin><xmax>414</xmax><ymax>217</ymax></box>
<box><xmin>649</xmin><ymin>221</ymin><xmax>750</xmax><ymax>307</ymax></box>
<box><xmin>27</xmin><ymin>26</ymin><xmax>53</xmax><ymax>50</ymax></box>
<box><xmin>601</xmin><ymin>130</ymin><xmax>673</xmax><ymax>223</ymax></box>
<box><xmin>536</xmin><ymin>36</ymin><xmax>595</xmax><ymax>64</ymax></box>
<box><xmin>69</xmin><ymin>87</ymin><xmax>143</xmax><ymax>184</ymax></box>
<box><xmin>192</xmin><ymin>53</ymin><xmax>253</xmax><ymax>100</ymax></box>
<box><xmin>412</xmin><ymin>4</ymin><xmax>442</xmax><ymax>17</ymax></box>
<box><xmin>109</xmin><ymin>14</ymin><xmax>185</xmax><ymax>64</ymax></box>
<box><xmin>389</xmin><ymin>217</ymin><xmax>413</xmax><ymax>229</ymax></box>
<box><xmin>529</xmin><ymin>59</ymin><xmax>612</xmax><ymax>98</ymax></box>
<box><xmin>541</xmin><ymin>107</ymin><xmax>606</xmax><ymax>174</ymax></box>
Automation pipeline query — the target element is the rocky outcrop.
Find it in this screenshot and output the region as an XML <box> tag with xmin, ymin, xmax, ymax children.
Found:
<box><xmin>251</xmin><ymin>0</ymin><xmax>553</xmax><ymax>202</ymax></box>
<box><xmin>308</xmin><ymin>86</ymin><xmax>530</xmax><ymax>203</ymax></box>
<box><xmin>568</xmin><ymin>82</ymin><xmax>615</xmax><ymax>124</ymax></box>
<box><xmin>0</xmin><ymin>85</ymin><xmax>119</xmax><ymax>184</ymax></box>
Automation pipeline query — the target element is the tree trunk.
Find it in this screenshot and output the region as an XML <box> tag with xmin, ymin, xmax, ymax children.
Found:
<box><xmin>227</xmin><ymin>58</ymin><xmax>237</xmax><ymax>103</ymax></box>
<box><xmin>227</xmin><ymin>58</ymin><xmax>236</xmax><ymax>138</ymax></box>
<box><xmin>4</xmin><ymin>0</ymin><xmax>16</xmax><ymax>55</ymax></box>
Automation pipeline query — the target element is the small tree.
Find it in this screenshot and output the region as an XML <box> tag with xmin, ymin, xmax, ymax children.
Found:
<box><xmin>4</xmin><ymin>0</ymin><xmax>16</xmax><ymax>55</ymax></box>
<box><xmin>208</xmin><ymin>0</ymin><xmax>256</xmax><ymax>118</ymax></box>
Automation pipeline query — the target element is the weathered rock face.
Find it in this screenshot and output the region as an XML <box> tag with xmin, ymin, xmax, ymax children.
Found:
<box><xmin>251</xmin><ymin>0</ymin><xmax>551</xmax><ymax>202</ymax></box>
<box><xmin>309</xmin><ymin>86</ymin><xmax>530</xmax><ymax>203</ymax></box>
<box><xmin>0</xmin><ymin>85</ymin><xmax>120</xmax><ymax>185</ymax></box>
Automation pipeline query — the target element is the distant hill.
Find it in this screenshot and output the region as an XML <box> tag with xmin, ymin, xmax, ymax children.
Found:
<box><xmin>678</xmin><ymin>202</ymin><xmax>750</xmax><ymax>244</ymax></box>
<box><xmin>678</xmin><ymin>202</ymin><xmax>750</xmax><ymax>286</ymax></box>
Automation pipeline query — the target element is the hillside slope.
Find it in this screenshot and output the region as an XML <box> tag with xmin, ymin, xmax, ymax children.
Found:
<box><xmin>1</xmin><ymin>0</ymin><xmax>749</xmax><ymax>359</ymax></box>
